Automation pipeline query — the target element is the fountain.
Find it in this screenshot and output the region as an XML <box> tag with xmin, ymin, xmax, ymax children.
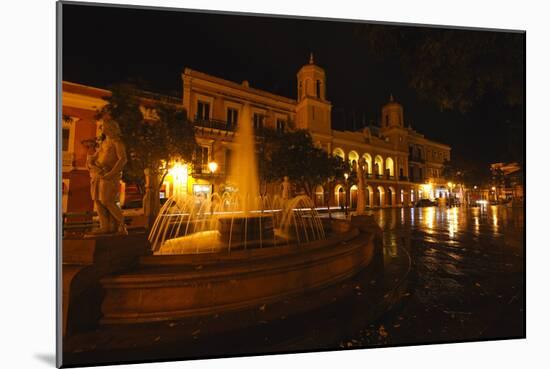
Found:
<box><xmin>148</xmin><ymin>103</ymin><xmax>324</xmax><ymax>254</ymax></box>
<box><xmin>99</xmin><ymin>103</ymin><xmax>379</xmax><ymax>325</ymax></box>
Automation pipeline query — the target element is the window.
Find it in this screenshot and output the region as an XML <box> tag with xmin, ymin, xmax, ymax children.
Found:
<box><xmin>276</xmin><ymin>119</ymin><xmax>286</xmax><ymax>133</ymax></box>
<box><xmin>299</xmin><ymin>81</ymin><xmax>303</xmax><ymax>98</ymax></box>
<box><xmin>316</xmin><ymin>80</ymin><xmax>321</xmax><ymax>98</ymax></box>
<box><xmin>62</xmin><ymin>128</ymin><xmax>70</xmax><ymax>152</ymax></box>
<box><xmin>197</xmin><ymin>101</ymin><xmax>210</xmax><ymax>120</ymax></box>
<box><xmin>386</xmin><ymin>115</ymin><xmax>389</xmax><ymax>127</ymax></box>
<box><xmin>253</xmin><ymin>113</ymin><xmax>264</xmax><ymax>129</ymax></box>
<box><xmin>227</xmin><ymin>108</ymin><xmax>238</xmax><ymax>127</ymax></box>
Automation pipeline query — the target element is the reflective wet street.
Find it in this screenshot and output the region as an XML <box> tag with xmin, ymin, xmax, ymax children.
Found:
<box><xmin>348</xmin><ymin>205</ymin><xmax>525</xmax><ymax>346</ymax></box>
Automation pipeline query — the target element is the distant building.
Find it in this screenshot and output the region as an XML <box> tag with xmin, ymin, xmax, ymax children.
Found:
<box><xmin>490</xmin><ymin>162</ymin><xmax>524</xmax><ymax>202</ymax></box>
<box><xmin>61</xmin><ymin>55</ymin><xmax>451</xmax><ymax>213</ymax></box>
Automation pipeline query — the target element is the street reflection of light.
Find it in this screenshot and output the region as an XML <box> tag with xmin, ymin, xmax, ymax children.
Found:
<box><xmin>423</xmin><ymin>207</ymin><xmax>435</xmax><ymax>230</ymax></box>
<box><xmin>491</xmin><ymin>205</ymin><xmax>499</xmax><ymax>234</ymax></box>
<box><xmin>410</xmin><ymin>207</ymin><xmax>415</xmax><ymax>226</ymax></box>
<box><xmin>447</xmin><ymin>207</ymin><xmax>458</xmax><ymax>239</ymax></box>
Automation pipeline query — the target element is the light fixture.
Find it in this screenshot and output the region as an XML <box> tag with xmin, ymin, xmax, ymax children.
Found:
<box><xmin>208</xmin><ymin>161</ymin><xmax>218</xmax><ymax>173</ymax></box>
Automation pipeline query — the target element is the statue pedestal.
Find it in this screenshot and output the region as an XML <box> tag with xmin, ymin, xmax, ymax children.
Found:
<box><xmin>62</xmin><ymin>233</ymin><xmax>151</xmax><ymax>336</ymax></box>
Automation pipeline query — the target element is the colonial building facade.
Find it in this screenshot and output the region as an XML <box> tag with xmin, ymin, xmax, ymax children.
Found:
<box><xmin>61</xmin><ymin>56</ymin><xmax>451</xmax><ymax>213</ymax></box>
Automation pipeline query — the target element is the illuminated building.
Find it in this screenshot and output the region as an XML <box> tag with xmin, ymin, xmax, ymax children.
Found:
<box><xmin>61</xmin><ymin>55</ymin><xmax>451</xmax><ymax>213</ymax></box>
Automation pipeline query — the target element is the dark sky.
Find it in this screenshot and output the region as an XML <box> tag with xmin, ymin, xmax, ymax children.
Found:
<box><xmin>62</xmin><ymin>3</ymin><xmax>525</xmax><ymax>171</ymax></box>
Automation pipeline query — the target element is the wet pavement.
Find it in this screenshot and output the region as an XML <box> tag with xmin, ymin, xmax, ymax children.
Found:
<box><xmin>341</xmin><ymin>204</ymin><xmax>525</xmax><ymax>347</ymax></box>
<box><xmin>63</xmin><ymin>205</ymin><xmax>525</xmax><ymax>366</ymax></box>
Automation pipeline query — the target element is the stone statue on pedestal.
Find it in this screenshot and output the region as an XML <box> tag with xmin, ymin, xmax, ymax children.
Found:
<box><xmin>86</xmin><ymin>120</ymin><xmax>128</xmax><ymax>235</ymax></box>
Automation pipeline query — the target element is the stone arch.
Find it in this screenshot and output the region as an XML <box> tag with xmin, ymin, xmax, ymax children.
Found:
<box><xmin>350</xmin><ymin>184</ymin><xmax>358</xmax><ymax>209</ymax></box>
<box><xmin>387</xmin><ymin>186</ymin><xmax>396</xmax><ymax>206</ymax></box>
<box><xmin>376</xmin><ymin>186</ymin><xmax>385</xmax><ymax>207</ymax></box>
<box><xmin>334</xmin><ymin>184</ymin><xmax>345</xmax><ymax>208</ymax></box>
<box><xmin>366</xmin><ymin>185</ymin><xmax>374</xmax><ymax>207</ymax></box>
<box><xmin>333</xmin><ymin>147</ymin><xmax>345</xmax><ymax>161</ymax></box>
<box><xmin>362</xmin><ymin>153</ymin><xmax>372</xmax><ymax>174</ymax></box>
<box><xmin>385</xmin><ymin>157</ymin><xmax>395</xmax><ymax>177</ymax></box>
<box><xmin>348</xmin><ymin>150</ymin><xmax>359</xmax><ymax>170</ymax></box>
<box><xmin>314</xmin><ymin>185</ymin><xmax>324</xmax><ymax>207</ymax></box>
<box><xmin>374</xmin><ymin>155</ymin><xmax>384</xmax><ymax>175</ymax></box>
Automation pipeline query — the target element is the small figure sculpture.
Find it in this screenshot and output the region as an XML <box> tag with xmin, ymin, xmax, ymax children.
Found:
<box><xmin>281</xmin><ymin>176</ymin><xmax>290</xmax><ymax>201</ymax></box>
<box><xmin>86</xmin><ymin>120</ymin><xmax>128</xmax><ymax>235</ymax></box>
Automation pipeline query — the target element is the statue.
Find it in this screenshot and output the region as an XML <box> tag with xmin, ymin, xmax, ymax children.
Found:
<box><xmin>356</xmin><ymin>158</ymin><xmax>366</xmax><ymax>214</ymax></box>
<box><xmin>86</xmin><ymin>120</ymin><xmax>128</xmax><ymax>235</ymax></box>
<box><xmin>281</xmin><ymin>176</ymin><xmax>290</xmax><ymax>201</ymax></box>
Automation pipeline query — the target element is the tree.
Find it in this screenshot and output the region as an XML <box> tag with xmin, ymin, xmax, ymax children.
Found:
<box><xmin>359</xmin><ymin>26</ymin><xmax>524</xmax><ymax>113</ymax></box>
<box><xmin>259</xmin><ymin>129</ymin><xmax>347</xmax><ymax>198</ymax></box>
<box><xmin>95</xmin><ymin>83</ymin><xmax>198</xmax><ymax>226</ymax></box>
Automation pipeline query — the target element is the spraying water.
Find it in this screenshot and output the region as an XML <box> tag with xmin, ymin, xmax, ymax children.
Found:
<box><xmin>148</xmin><ymin>103</ymin><xmax>325</xmax><ymax>254</ymax></box>
<box><xmin>229</xmin><ymin>103</ymin><xmax>260</xmax><ymax>214</ymax></box>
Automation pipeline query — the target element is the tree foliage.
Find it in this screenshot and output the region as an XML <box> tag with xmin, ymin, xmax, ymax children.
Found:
<box><xmin>259</xmin><ymin>129</ymin><xmax>347</xmax><ymax>197</ymax></box>
<box><xmin>95</xmin><ymin>83</ymin><xmax>198</xmax><ymax>190</ymax></box>
<box><xmin>358</xmin><ymin>26</ymin><xmax>524</xmax><ymax>112</ymax></box>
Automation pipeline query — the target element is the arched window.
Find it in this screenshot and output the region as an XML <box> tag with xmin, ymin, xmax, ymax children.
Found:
<box><xmin>348</xmin><ymin>151</ymin><xmax>359</xmax><ymax>169</ymax></box>
<box><xmin>362</xmin><ymin>153</ymin><xmax>372</xmax><ymax>174</ymax></box>
<box><xmin>385</xmin><ymin>157</ymin><xmax>395</xmax><ymax>177</ymax></box>
<box><xmin>374</xmin><ymin>155</ymin><xmax>384</xmax><ymax>175</ymax></box>
<box><xmin>333</xmin><ymin>148</ymin><xmax>345</xmax><ymax>161</ymax></box>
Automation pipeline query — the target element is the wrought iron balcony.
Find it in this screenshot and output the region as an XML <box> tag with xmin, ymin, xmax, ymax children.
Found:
<box><xmin>409</xmin><ymin>155</ymin><xmax>425</xmax><ymax>163</ymax></box>
<box><xmin>194</xmin><ymin>116</ymin><xmax>236</xmax><ymax>131</ymax></box>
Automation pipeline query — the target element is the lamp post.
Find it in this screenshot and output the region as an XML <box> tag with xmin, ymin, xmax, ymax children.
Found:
<box><xmin>344</xmin><ymin>172</ymin><xmax>349</xmax><ymax>217</ymax></box>
<box><xmin>208</xmin><ymin>162</ymin><xmax>218</xmax><ymax>215</ymax></box>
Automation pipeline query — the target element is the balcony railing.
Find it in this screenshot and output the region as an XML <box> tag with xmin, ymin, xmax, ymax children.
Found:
<box><xmin>409</xmin><ymin>155</ymin><xmax>425</xmax><ymax>163</ymax></box>
<box><xmin>193</xmin><ymin>116</ymin><xmax>295</xmax><ymax>137</ymax></box>
<box><xmin>194</xmin><ymin>116</ymin><xmax>236</xmax><ymax>131</ymax></box>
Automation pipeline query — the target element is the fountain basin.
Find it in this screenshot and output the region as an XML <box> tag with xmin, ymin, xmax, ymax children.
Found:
<box><xmin>100</xmin><ymin>221</ymin><xmax>376</xmax><ymax>324</ymax></box>
<box><xmin>218</xmin><ymin>215</ymin><xmax>275</xmax><ymax>244</ymax></box>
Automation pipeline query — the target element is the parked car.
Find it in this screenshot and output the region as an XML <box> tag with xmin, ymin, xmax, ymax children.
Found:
<box><xmin>415</xmin><ymin>199</ymin><xmax>437</xmax><ymax>207</ymax></box>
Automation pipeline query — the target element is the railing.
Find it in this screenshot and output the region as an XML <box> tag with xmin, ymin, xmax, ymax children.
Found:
<box><xmin>193</xmin><ymin>116</ymin><xmax>295</xmax><ymax>136</ymax></box>
<box><xmin>399</xmin><ymin>175</ymin><xmax>409</xmax><ymax>181</ymax></box>
<box><xmin>409</xmin><ymin>155</ymin><xmax>425</xmax><ymax>163</ymax></box>
<box><xmin>194</xmin><ymin>116</ymin><xmax>235</xmax><ymax>131</ymax></box>
<box><xmin>192</xmin><ymin>163</ymin><xmax>227</xmax><ymax>176</ymax></box>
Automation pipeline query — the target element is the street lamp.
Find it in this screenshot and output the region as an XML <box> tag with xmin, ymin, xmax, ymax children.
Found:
<box><xmin>344</xmin><ymin>173</ymin><xmax>349</xmax><ymax>217</ymax></box>
<box><xmin>208</xmin><ymin>161</ymin><xmax>218</xmax><ymax>174</ymax></box>
<box><xmin>208</xmin><ymin>161</ymin><xmax>218</xmax><ymax>216</ymax></box>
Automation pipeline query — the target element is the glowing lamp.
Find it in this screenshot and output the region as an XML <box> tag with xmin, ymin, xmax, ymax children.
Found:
<box><xmin>208</xmin><ymin>161</ymin><xmax>218</xmax><ymax>173</ymax></box>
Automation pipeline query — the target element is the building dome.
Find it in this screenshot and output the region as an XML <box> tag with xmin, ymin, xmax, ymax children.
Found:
<box><xmin>381</xmin><ymin>94</ymin><xmax>404</xmax><ymax>128</ymax></box>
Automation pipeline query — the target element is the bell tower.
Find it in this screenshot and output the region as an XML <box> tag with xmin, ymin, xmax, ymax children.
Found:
<box><xmin>295</xmin><ymin>53</ymin><xmax>332</xmax><ymax>135</ymax></box>
<box><xmin>381</xmin><ymin>94</ymin><xmax>404</xmax><ymax>128</ymax></box>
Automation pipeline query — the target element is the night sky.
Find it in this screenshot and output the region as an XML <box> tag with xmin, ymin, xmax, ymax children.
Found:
<box><xmin>62</xmin><ymin>3</ymin><xmax>525</xmax><ymax>173</ymax></box>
